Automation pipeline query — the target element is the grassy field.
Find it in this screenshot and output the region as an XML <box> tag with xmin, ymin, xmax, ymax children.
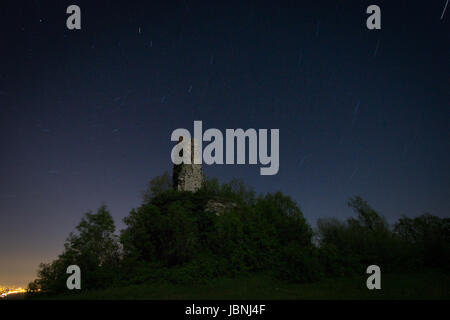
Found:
<box><xmin>31</xmin><ymin>272</ymin><xmax>450</xmax><ymax>300</ymax></box>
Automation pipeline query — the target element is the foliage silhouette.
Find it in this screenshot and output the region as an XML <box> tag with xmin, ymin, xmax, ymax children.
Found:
<box><xmin>29</xmin><ymin>175</ymin><xmax>450</xmax><ymax>294</ymax></box>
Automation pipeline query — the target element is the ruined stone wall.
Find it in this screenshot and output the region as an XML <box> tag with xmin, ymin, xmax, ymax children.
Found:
<box><xmin>173</xmin><ymin>137</ymin><xmax>204</xmax><ymax>192</ymax></box>
<box><xmin>175</xmin><ymin>163</ymin><xmax>204</xmax><ymax>192</ymax></box>
<box><xmin>205</xmin><ymin>198</ymin><xmax>238</xmax><ymax>216</ymax></box>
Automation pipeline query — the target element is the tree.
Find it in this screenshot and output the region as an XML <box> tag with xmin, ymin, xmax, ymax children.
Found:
<box><xmin>347</xmin><ymin>196</ymin><xmax>388</xmax><ymax>232</ymax></box>
<box><xmin>64</xmin><ymin>204</ymin><xmax>120</xmax><ymax>267</ymax></box>
<box><xmin>33</xmin><ymin>204</ymin><xmax>120</xmax><ymax>292</ymax></box>
<box><xmin>121</xmin><ymin>200</ymin><xmax>199</xmax><ymax>267</ymax></box>
<box><xmin>394</xmin><ymin>213</ymin><xmax>450</xmax><ymax>270</ymax></box>
<box><xmin>317</xmin><ymin>196</ymin><xmax>399</xmax><ymax>275</ymax></box>
<box><xmin>394</xmin><ymin>213</ymin><xmax>450</xmax><ymax>244</ymax></box>
<box><xmin>142</xmin><ymin>171</ymin><xmax>172</xmax><ymax>203</ymax></box>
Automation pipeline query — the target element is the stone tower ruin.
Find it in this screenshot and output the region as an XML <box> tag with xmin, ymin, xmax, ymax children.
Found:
<box><xmin>172</xmin><ymin>137</ymin><xmax>205</xmax><ymax>192</ymax></box>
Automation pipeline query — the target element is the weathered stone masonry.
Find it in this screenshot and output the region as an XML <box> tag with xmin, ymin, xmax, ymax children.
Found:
<box><xmin>173</xmin><ymin>137</ymin><xmax>205</xmax><ymax>192</ymax></box>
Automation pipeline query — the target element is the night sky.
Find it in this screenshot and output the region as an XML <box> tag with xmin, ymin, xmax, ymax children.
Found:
<box><xmin>1</xmin><ymin>0</ymin><xmax>449</xmax><ymax>286</ymax></box>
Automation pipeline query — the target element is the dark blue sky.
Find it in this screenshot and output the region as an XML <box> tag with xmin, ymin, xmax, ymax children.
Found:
<box><xmin>0</xmin><ymin>0</ymin><xmax>449</xmax><ymax>286</ymax></box>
